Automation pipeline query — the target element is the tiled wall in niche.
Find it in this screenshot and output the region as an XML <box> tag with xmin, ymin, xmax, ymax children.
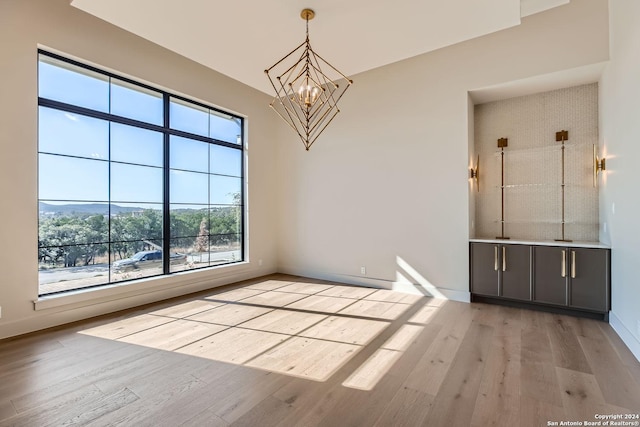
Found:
<box><xmin>473</xmin><ymin>83</ymin><xmax>599</xmax><ymax>242</ymax></box>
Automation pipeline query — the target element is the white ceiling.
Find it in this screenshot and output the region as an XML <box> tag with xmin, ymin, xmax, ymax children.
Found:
<box><xmin>71</xmin><ymin>0</ymin><xmax>570</xmax><ymax>95</ymax></box>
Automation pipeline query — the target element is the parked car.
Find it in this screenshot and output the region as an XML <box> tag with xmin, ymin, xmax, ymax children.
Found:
<box><xmin>112</xmin><ymin>250</ymin><xmax>187</xmax><ymax>272</ymax></box>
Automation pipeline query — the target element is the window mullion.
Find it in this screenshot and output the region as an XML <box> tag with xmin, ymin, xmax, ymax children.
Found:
<box><xmin>162</xmin><ymin>93</ymin><xmax>171</xmax><ymax>275</ymax></box>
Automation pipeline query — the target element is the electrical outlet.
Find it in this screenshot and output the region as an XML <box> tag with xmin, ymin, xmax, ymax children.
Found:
<box><xmin>258</xmin><ymin>259</ymin><xmax>263</xmax><ymax>266</ymax></box>
<box><xmin>0</xmin><ymin>306</ymin><xmax>2</xmax><ymax>319</ymax></box>
<box><xmin>360</xmin><ymin>266</ymin><xmax>366</xmax><ymax>275</ymax></box>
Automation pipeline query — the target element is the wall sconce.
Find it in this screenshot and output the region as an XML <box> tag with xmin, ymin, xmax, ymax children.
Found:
<box><xmin>593</xmin><ymin>144</ymin><xmax>606</xmax><ymax>187</ymax></box>
<box><xmin>470</xmin><ymin>155</ymin><xmax>479</xmax><ymax>192</ymax></box>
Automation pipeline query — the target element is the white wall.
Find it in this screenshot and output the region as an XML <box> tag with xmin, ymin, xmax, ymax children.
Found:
<box><xmin>600</xmin><ymin>0</ymin><xmax>640</xmax><ymax>360</ymax></box>
<box><xmin>0</xmin><ymin>0</ymin><xmax>278</xmax><ymax>339</ymax></box>
<box><xmin>276</xmin><ymin>0</ymin><xmax>609</xmax><ymax>299</ymax></box>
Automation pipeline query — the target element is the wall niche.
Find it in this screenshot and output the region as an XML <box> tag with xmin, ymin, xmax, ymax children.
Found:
<box><xmin>473</xmin><ymin>83</ymin><xmax>599</xmax><ymax>242</ymax></box>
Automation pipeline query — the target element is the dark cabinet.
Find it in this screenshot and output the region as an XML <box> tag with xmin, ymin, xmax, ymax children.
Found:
<box><xmin>471</xmin><ymin>241</ymin><xmax>610</xmax><ymax>318</ymax></box>
<box><xmin>470</xmin><ymin>243</ymin><xmax>531</xmax><ymax>300</ymax></box>
<box><xmin>533</xmin><ymin>246</ymin><xmax>567</xmax><ymax>306</ymax></box>
<box><xmin>470</xmin><ymin>242</ymin><xmax>500</xmax><ymax>296</ymax></box>
<box><xmin>534</xmin><ymin>246</ymin><xmax>610</xmax><ymax>312</ymax></box>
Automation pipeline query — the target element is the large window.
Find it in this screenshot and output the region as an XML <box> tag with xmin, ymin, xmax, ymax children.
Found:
<box><xmin>37</xmin><ymin>51</ymin><xmax>244</xmax><ymax>296</ymax></box>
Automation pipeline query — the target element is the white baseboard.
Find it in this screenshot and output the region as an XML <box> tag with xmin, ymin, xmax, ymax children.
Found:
<box><xmin>609</xmin><ymin>311</ymin><xmax>640</xmax><ymax>363</ymax></box>
<box><xmin>279</xmin><ymin>266</ymin><xmax>470</xmax><ymax>303</ymax></box>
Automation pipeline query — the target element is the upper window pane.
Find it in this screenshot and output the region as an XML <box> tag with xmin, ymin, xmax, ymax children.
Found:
<box><xmin>111</xmin><ymin>79</ymin><xmax>163</xmax><ymax>125</ymax></box>
<box><xmin>170</xmin><ymin>98</ymin><xmax>208</xmax><ymax>137</ymax></box>
<box><xmin>38</xmin><ymin>55</ymin><xmax>109</xmax><ymax>112</ymax></box>
<box><xmin>111</xmin><ymin>164</ymin><xmax>163</xmax><ymax>203</ymax></box>
<box><xmin>111</xmin><ymin>123</ymin><xmax>163</xmax><ymax>167</ymax></box>
<box><xmin>210</xmin><ymin>176</ymin><xmax>242</xmax><ymax>205</ymax></box>
<box><xmin>170</xmin><ymin>170</ymin><xmax>208</xmax><ymax>204</ymax></box>
<box><xmin>210</xmin><ymin>145</ymin><xmax>242</xmax><ymax>177</ymax></box>
<box><xmin>39</xmin><ymin>154</ymin><xmax>108</xmax><ymax>201</ymax></box>
<box><xmin>39</xmin><ymin>106</ymin><xmax>109</xmax><ymax>160</ymax></box>
<box><xmin>170</xmin><ymin>135</ymin><xmax>208</xmax><ymax>173</ymax></box>
<box><xmin>210</xmin><ymin>111</ymin><xmax>242</xmax><ymax>144</ymax></box>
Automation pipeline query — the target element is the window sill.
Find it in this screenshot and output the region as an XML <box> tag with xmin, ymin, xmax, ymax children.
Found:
<box><xmin>33</xmin><ymin>261</ymin><xmax>251</xmax><ymax>311</ymax></box>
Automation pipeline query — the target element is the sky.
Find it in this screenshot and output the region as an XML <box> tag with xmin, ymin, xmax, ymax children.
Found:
<box><xmin>38</xmin><ymin>56</ymin><xmax>243</xmax><ymax>211</ymax></box>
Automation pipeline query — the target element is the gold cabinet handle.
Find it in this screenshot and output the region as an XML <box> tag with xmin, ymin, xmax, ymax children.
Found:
<box><xmin>502</xmin><ymin>246</ymin><xmax>506</xmax><ymax>272</ymax></box>
<box><xmin>561</xmin><ymin>250</ymin><xmax>566</xmax><ymax>278</ymax></box>
<box><xmin>494</xmin><ymin>246</ymin><xmax>498</xmax><ymax>271</ymax></box>
<box><xmin>571</xmin><ymin>250</ymin><xmax>576</xmax><ymax>279</ymax></box>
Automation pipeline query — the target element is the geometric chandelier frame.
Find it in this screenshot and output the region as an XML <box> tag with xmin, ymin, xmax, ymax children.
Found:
<box><xmin>265</xmin><ymin>8</ymin><xmax>353</xmax><ymax>151</ymax></box>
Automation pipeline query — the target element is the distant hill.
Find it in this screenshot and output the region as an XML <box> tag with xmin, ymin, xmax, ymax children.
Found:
<box><xmin>39</xmin><ymin>202</ymin><xmax>146</xmax><ymax>215</ymax></box>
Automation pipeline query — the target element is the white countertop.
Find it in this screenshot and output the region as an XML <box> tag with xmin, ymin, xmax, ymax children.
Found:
<box><xmin>469</xmin><ymin>238</ymin><xmax>610</xmax><ymax>249</ymax></box>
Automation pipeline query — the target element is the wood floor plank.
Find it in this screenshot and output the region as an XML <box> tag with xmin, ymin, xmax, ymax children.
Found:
<box><xmin>138</xmin><ymin>368</ymin><xmax>276</xmax><ymax>426</ymax></box>
<box><xmin>402</xmin><ymin>302</ymin><xmax>475</xmax><ymax>395</ymax></box>
<box><xmin>78</xmin><ymin>313</ymin><xmax>176</xmax><ymax>340</ymax></box>
<box><xmin>276</xmin><ymin>282</ymin><xmax>335</xmax><ymax>295</ymax></box>
<box><xmin>204</xmin><ymin>287</ymin><xmax>267</xmax><ymax>302</ymax></box>
<box><xmin>239</xmin><ymin>309</ymin><xmax>328</xmax><ymax>335</ymax></box>
<box><xmin>338</xmin><ymin>299</ymin><xmax>411</xmax><ymax>320</ymax></box>
<box><xmin>372</xmin><ymin>386</ymin><xmax>434</xmax><ymax>427</ymax></box>
<box><xmin>519</xmin><ymin>395</ymin><xmax>565</xmax><ymax>427</ymax></box>
<box><xmin>8</xmin><ymin>344</ymin><xmax>153</xmax><ymax>413</ymax></box>
<box><xmin>227</xmin><ymin>396</ymin><xmax>293</xmax><ymax>427</ymax></box>
<box><xmin>555</xmin><ymin>367</ymin><xmax>610</xmax><ymax>420</ymax></box>
<box><xmin>597</xmin><ymin>321</ymin><xmax>640</xmax><ymax>372</ymax></box>
<box><xmin>87</xmin><ymin>373</ymin><xmax>206</xmax><ymax>426</ymax></box>
<box><xmin>285</xmin><ymin>295</ymin><xmax>357</xmax><ymax>313</ymax></box>
<box><xmin>0</xmin><ymin>384</ymin><xmax>106</xmax><ymax>427</ymax></box>
<box><xmin>244</xmin><ymin>279</ymin><xmax>296</xmax><ymax>291</ymax></box>
<box><xmin>520</xmin><ymin>322</ymin><xmax>563</xmax><ymax>405</ymax></box>
<box><xmin>547</xmin><ymin>316</ymin><xmax>593</xmax><ymax>374</ymax></box>
<box><xmin>148</xmin><ymin>299</ymin><xmax>226</xmax><ymax>318</ymax></box>
<box><xmin>298</xmin><ymin>315</ymin><xmax>389</xmax><ymax>345</ymax></box>
<box><xmin>240</xmin><ymin>290</ymin><xmax>310</xmax><ymax>308</ymax></box>
<box><xmin>0</xmin><ymin>400</ymin><xmax>16</xmax><ymax>423</ymax></box>
<box><xmin>317</xmin><ymin>285</ymin><xmax>377</xmax><ymax>299</ymax></box>
<box><xmin>423</xmin><ymin>323</ymin><xmax>494</xmax><ymax>427</ymax></box>
<box><xmin>213</xmin><ymin>373</ymin><xmax>291</xmax><ymax>423</ymax></box>
<box><xmin>578</xmin><ymin>334</ymin><xmax>640</xmax><ymax>410</ymax></box>
<box><xmin>364</xmin><ymin>289</ymin><xmax>423</xmax><ymax>304</ymax></box>
<box><xmin>118</xmin><ymin>319</ymin><xmax>227</xmax><ymax>351</ymax></box>
<box><xmin>185</xmin><ymin>303</ymin><xmax>273</xmax><ymax>326</ymax></box>
<box><xmin>176</xmin><ymin>328</ymin><xmax>289</xmax><ymax>365</ymax></box>
<box><xmin>470</xmin><ymin>324</ymin><xmax>521</xmax><ymax>427</ymax></box>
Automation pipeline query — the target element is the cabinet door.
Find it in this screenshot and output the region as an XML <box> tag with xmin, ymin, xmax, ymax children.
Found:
<box><xmin>470</xmin><ymin>243</ymin><xmax>499</xmax><ymax>296</ymax></box>
<box><xmin>533</xmin><ymin>246</ymin><xmax>567</xmax><ymax>306</ymax></box>
<box><xmin>500</xmin><ymin>244</ymin><xmax>531</xmax><ymax>301</ymax></box>
<box><xmin>569</xmin><ymin>248</ymin><xmax>609</xmax><ymax>312</ymax></box>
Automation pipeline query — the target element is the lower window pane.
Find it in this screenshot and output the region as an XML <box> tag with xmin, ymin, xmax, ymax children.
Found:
<box><xmin>170</xmin><ymin>204</ymin><xmax>209</xmax><ymax>239</ymax></box>
<box><xmin>169</xmin><ymin>238</ymin><xmax>197</xmax><ymax>273</ymax></box>
<box><xmin>38</xmin><ymin>244</ymin><xmax>110</xmax><ymax>295</ymax></box>
<box><xmin>210</xmin><ymin>234</ymin><xmax>241</xmax><ymax>265</ymax></box>
<box><xmin>110</xmin><ymin>241</ymin><xmax>164</xmax><ymax>282</ymax></box>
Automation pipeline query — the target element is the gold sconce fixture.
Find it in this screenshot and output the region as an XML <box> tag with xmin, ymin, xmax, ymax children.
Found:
<box><xmin>593</xmin><ymin>145</ymin><xmax>606</xmax><ymax>187</ymax></box>
<box><xmin>470</xmin><ymin>155</ymin><xmax>480</xmax><ymax>192</ymax></box>
<box><xmin>265</xmin><ymin>8</ymin><xmax>353</xmax><ymax>151</ymax></box>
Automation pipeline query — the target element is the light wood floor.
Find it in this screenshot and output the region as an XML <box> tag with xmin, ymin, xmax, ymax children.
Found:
<box><xmin>1</xmin><ymin>274</ymin><xmax>639</xmax><ymax>426</ymax></box>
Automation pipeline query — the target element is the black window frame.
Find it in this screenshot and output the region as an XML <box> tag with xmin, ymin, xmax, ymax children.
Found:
<box><xmin>37</xmin><ymin>49</ymin><xmax>245</xmax><ymax>296</ymax></box>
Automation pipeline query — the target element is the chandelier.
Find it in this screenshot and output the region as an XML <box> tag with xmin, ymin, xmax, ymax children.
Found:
<box><xmin>265</xmin><ymin>8</ymin><xmax>353</xmax><ymax>151</ymax></box>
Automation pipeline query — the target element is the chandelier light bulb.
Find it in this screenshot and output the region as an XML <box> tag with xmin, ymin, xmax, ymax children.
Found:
<box><xmin>298</xmin><ymin>82</ymin><xmax>321</xmax><ymax>107</ymax></box>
